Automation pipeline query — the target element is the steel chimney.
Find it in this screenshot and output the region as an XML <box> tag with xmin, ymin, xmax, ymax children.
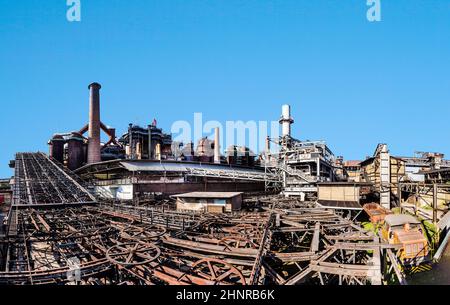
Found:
<box><xmin>87</xmin><ymin>82</ymin><xmax>102</xmax><ymax>164</ymax></box>
<box><xmin>279</xmin><ymin>104</ymin><xmax>294</xmax><ymax>138</ymax></box>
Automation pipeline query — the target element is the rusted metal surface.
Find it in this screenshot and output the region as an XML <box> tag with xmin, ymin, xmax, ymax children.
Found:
<box><xmin>0</xmin><ymin>195</ymin><xmax>407</xmax><ymax>285</ymax></box>
<box><xmin>192</xmin><ymin>258</ymin><xmax>246</xmax><ymax>285</ymax></box>
<box><xmin>363</xmin><ymin>203</ymin><xmax>393</xmax><ymax>224</ymax></box>
<box><xmin>12</xmin><ymin>153</ymin><xmax>95</xmax><ymax>207</ymax></box>
<box><xmin>106</xmin><ymin>242</ymin><xmax>161</xmax><ymax>266</ymax></box>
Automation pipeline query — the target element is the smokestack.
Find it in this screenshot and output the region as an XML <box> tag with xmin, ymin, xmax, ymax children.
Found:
<box><xmin>87</xmin><ymin>82</ymin><xmax>102</xmax><ymax>164</ymax></box>
<box><xmin>214</xmin><ymin>127</ymin><xmax>220</xmax><ymax>164</ymax></box>
<box><xmin>279</xmin><ymin>104</ymin><xmax>294</xmax><ymax>138</ymax></box>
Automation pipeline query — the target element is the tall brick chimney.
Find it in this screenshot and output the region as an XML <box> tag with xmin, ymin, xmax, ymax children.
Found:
<box><xmin>87</xmin><ymin>82</ymin><xmax>102</xmax><ymax>164</ymax></box>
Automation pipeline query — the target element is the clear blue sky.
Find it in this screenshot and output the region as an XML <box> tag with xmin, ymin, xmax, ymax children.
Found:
<box><xmin>1</xmin><ymin>0</ymin><xmax>449</xmax><ymax>177</ymax></box>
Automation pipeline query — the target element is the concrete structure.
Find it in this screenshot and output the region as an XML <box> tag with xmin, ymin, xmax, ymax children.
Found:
<box><xmin>87</xmin><ymin>82</ymin><xmax>102</xmax><ymax>164</ymax></box>
<box><xmin>172</xmin><ymin>192</ymin><xmax>243</xmax><ymax>213</ymax></box>
<box><xmin>214</xmin><ymin>127</ymin><xmax>220</xmax><ymax>164</ymax></box>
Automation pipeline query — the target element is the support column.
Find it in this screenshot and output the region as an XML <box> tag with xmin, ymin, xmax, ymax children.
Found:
<box><xmin>148</xmin><ymin>125</ymin><xmax>153</xmax><ymax>160</ymax></box>
<box><xmin>128</xmin><ymin>123</ymin><xmax>133</xmax><ymax>160</ymax></box>
<box><xmin>433</xmin><ymin>183</ymin><xmax>438</xmax><ymax>225</ymax></box>
<box><xmin>316</xmin><ymin>159</ymin><xmax>320</xmax><ymax>178</ymax></box>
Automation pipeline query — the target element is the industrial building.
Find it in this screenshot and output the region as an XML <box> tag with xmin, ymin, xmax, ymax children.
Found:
<box><xmin>43</xmin><ymin>83</ymin><xmax>387</xmax><ymax>202</ymax></box>
<box><xmin>343</xmin><ymin>160</ymin><xmax>362</xmax><ymax>182</ymax></box>
<box><xmin>1</xmin><ymin>81</ymin><xmax>450</xmax><ymax>286</ymax></box>
<box><xmin>119</xmin><ymin>123</ymin><xmax>173</xmax><ymax>161</ymax></box>
<box><xmin>44</xmin><ymin>83</ymin><xmax>266</xmax><ymax>201</ymax></box>
<box><xmin>172</xmin><ymin>192</ymin><xmax>243</xmax><ymax>213</ymax></box>
<box><xmin>76</xmin><ymin>159</ymin><xmax>271</xmax><ymax>200</ymax></box>
<box><xmin>48</xmin><ymin>83</ymin><xmax>125</xmax><ymax>170</ymax></box>
<box><xmin>36</xmin><ymin>83</ymin><xmax>450</xmax><ymax>219</ymax></box>
<box><xmin>359</xmin><ymin>144</ymin><xmax>406</xmax><ymax>209</ymax></box>
<box><xmin>263</xmin><ymin>104</ymin><xmax>340</xmax><ymax>198</ymax></box>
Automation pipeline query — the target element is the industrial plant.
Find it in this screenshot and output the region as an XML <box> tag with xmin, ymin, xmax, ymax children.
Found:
<box><xmin>0</xmin><ymin>82</ymin><xmax>449</xmax><ymax>286</ymax></box>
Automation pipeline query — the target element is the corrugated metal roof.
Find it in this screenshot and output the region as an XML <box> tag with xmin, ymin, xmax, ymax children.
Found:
<box><xmin>119</xmin><ymin>161</ymin><xmax>264</xmax><ymax>174</ymax></box>
<box><xmin>120</xmin><ymin>162</ymin><xmax>188</xmax><ymax>172</ymax></box>
<box><xmin>171</xmin><ymin>192</ymin><xmax>243</xmax><ymax>199</ymax></box>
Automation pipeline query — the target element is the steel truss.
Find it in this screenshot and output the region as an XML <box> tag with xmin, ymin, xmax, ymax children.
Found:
<box><xmin>12</xmin><ymin>153</ymin><xmax>96</xmax><ymax>207</ymax></box>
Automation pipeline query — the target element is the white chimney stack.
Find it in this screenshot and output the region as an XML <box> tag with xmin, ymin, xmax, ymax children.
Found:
<box><xmin>214</xmin><ymin>127</ymin><xmax>220</xmax><ymax>164</ymax></box>
<box><xmin>279</xmin><ymin>104</ymin><xmax>294</xmax><ymax>138</ymax></box>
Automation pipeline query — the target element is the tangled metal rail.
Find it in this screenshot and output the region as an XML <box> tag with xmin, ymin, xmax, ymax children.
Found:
<box><xmin>0</xmin><ymin>196</ymin><xmax>404</xmax><ymax>285</ymax></box>
<box><xmin>12</xmin><ymin>153</ymin><xmax>96</xmax><ymax>207</ymax></box>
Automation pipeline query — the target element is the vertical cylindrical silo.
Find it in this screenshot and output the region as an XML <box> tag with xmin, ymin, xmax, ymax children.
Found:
<box><xmin>49</xmin><ymin>135</ymin><xmax>65</xmax><ymax>164</ymax></box>
<box><xmin>67</xmin><ymin>132</ymin><xmax>85</xmax><ymax>170</ymax></box>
